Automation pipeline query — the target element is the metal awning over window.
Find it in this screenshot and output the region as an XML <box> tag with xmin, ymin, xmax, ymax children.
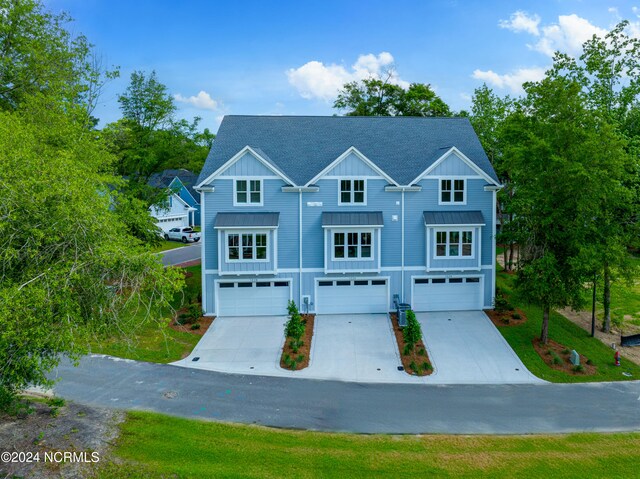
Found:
<box><xmin>214</xmin><ymin>212</ymin><xmax>279</xmax><ymax>229</ymax></box>
<box><xmin>321</xmin><ymin>211</ymin><xmax>384</xmax><ymax>228</ymax></box>
<box><xmin>423</xmin><ymin>211</ymin><xmax>485</xmax><ymax>226</ymax></box>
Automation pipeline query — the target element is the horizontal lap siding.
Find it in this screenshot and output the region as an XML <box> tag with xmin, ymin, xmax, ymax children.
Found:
<box><xmin>218</xmin><ymin>230</ymin><xmax>275</xmax><ymax>274</ymax></box>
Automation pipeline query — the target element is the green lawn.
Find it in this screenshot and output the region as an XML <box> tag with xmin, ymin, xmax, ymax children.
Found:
<box><xmin>93</xmin><ymin>411</ymin><xmax>640</xmax><ymax>479</ymax></box>
<box><xmin>150</xmin><ymin>240</ymin><xmax>189</xmax><ymax>253</ymax></box>
<box><xmin>89</xmin><ymin>265</ymin><xmax>202</xmax><ymax>363</ymax></box>
<box><xmin>495</xmin><ymin>268</ymin><xmax>640</xmax><ymax>382</ymax></box>
<box><xmin>599</xmin><ymin>255</ymin><xmax>640</xmax><ymax>328</ymax></box>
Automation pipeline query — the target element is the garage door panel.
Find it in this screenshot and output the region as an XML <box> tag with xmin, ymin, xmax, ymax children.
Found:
<box><xmin>316</xmin><ymin>279</ymin><xmax>388</xmax><ymax>314</ymax></box>
<box><xmin>158</xmin><ymin>216</ymin><xmax>189</xmax><ymax>233</ymax></box>
<box><xmin>413</xmin><ymin>277</ymin><xmax>482</xmax><ymax>312</ymax></box>
<box><xmin>217</xmin><ymin>281</ymin><xmax>290</xmax><ymax>316</ymax></box>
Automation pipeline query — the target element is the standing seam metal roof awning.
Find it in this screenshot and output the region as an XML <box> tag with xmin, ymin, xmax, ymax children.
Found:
<box><xmin>322</xmin><ymin>212</ymin><xmax>384</xmax><ymax>228</ymax></box>
<box><xmin>423</xmin><ymin>211</ymin><xmax>485</xmax><ymax>226</ymax></box>
<box><xmin>214</xmin><ymin>212</ymin><xmax>280</xmax><ymax>228</ymax></box>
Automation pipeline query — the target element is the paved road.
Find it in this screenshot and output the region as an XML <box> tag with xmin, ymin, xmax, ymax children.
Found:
<box><xmin>51</xmin><ymin>355</ymin><xmax>640</xmax><ymax>434</ymax></box>
<box><xmin>158</xmin><ymin>243</ymin><xmax>201</xmax><ymax>266</ymax></box>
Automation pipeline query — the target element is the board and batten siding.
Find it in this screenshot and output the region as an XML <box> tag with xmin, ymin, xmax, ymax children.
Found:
<box><xmin>324</xmin><ymin>152</ymin><xmax>381</xmax><ymax>177</ymax></box>
<box><xmin>217</xmin><ymin>151</ymin><xmax>276</xmax><ymax>177</ymax></box>
<box><xmin>428</xmin><ymin>152</ymin><xmax>479</xmax><ymax>176</ymax></box>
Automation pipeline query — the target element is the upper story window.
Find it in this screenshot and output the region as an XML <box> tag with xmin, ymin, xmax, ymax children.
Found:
<box><xmin>227</xmin><ymin>232</ymin><xmax>268</xmax><ymax>261</ymax></box>
<box><xmin>235</xmin><ymin>179</ymin><xmax>262</xmax><ymax>205</ymax></box>
<box><xmin>333</xmin><ymin>231</ymin><xmax>372</xmax><ymax>260</ymax></box>
<box><xmin>440</xmin><ymin>179</ymin><xmax>465</xmax><ymax>204</ymax></box>
<box><xmin>435</xmin><ymin>230</ymin><xmax>473</xmax><ymax>258</ymax></box>
<box><xmin>339</xmin><ymin>179</ymin><xmax>365</xmax><ymax>205</ymax></box>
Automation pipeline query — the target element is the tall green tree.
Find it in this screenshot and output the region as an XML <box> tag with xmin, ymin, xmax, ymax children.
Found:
<box><xmin>118</xmin><ymin>70</ymin><xmax>176</xmax><ymax>131</ymax></box>
<box><xmin>334</xmin><ymin>72</ymin><xmax>452</xmax><ymax>117</ymax></box>
<box><xmin>550</xmin><ymin>21</ymin><xmax>640</xmax><ymax>332</ymax></box>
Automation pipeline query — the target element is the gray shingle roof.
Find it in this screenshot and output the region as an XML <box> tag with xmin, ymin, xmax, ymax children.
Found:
<box><xmin>149</xmin><ymin>169</ymin><xmax>199</xmax><ymax>202</ymax></box>
<box><xmin>214</xmin><ymin>212</ymin><xmax>280</xmax><ymax>228</ymax></box>
<box><xmin>322</xmin><ymin>212</ymin><xmax>384</xmax><ymax>227</ymax></box>
<box><xmin>423</xmin><ymin>211</ymin><xmax>485</xmax><ymax>226</ymax></box>
<box><xmin>197</xmin><ymin>116</ymin><xmax>498</xmax><ymax>186</ymax></box>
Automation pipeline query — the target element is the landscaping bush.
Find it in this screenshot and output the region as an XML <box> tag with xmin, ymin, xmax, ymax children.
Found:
<box><xmin>187</xmin><ymin>303</ymin><xmax>201</xmax><ymax>323</ymax></box>
<box><xmin>422</xmin><ymin>361</ymin><xmax>433</xmax><ymax>371</ymax></box>
<box><xmin>403</xmin><ymin>310</ymin><xmax>422</xmax><ymax>351</ymax></box>
<box><xmin>190</xmin><ymin>323</ymin><xmax>201</xmax><ymax>330</ymax></box>
<box><xmin>573</xmin><ymin>364</ymin><xmax>585</xmax><ymax>373</ymax></box>
<box><xmin>551</xmin><ymin>352</ymin><xmax>563</xmax><ymax>365</ymax></box>
<box><xmin>511</xmin><ymin>312</ymin><xmax>521</xmax><ymax>320</ymax></box>
<box><xmin>284</xmin><ymin>301</ymin><xmax>305</xmax><ymax>340</ymax></box>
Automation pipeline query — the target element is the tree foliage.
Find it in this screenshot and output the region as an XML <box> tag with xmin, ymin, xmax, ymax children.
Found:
<box><xmin>118</xmin><ymin>70</ymin><xmax>176</xmax><ymax>131</ymax></box>
<box><xmin>334</xmin><ymin>72</ymin><xmax>451</xmax><ymax>117</ymax></box>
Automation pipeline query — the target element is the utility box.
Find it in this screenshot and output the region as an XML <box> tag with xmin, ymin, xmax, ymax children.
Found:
<box><xmin>397</xmin><ymin>303</ymin><xmax>410</xmax><ymax>327</ymax></box>
<box><xmin>570</xmin><ymin>350</ymin><xmax>580</xmax><ymax>366</ymax></box>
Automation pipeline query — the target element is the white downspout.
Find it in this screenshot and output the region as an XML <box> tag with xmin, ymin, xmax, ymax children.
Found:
<box><xmin>200</xmin><ymin>190</ymin><xmax>206</xmax><ymax>313</ymax></box>
<box><xmin>401</xmin><ymin>189</ymin><xmax>405</xmax><ymax>301</ymax></box>
<box><xmin>299</xmin><ymin>189</ymin><xmax>303</xmax><ymax>307</ymax></box>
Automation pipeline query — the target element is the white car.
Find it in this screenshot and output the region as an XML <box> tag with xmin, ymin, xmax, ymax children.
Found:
<box><xmin>165</xmin><ymin>227</ymin><xmax>201</xmax><ymax>243</ymax></box>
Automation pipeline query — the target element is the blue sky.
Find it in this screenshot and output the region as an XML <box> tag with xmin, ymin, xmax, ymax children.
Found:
<box><xmin>46</xmin><ymin>0</ymin><xmax>640</xmax><ymax>132</ymax></box>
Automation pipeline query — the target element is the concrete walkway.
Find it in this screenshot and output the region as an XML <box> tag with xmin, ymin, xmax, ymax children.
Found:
<box><xmin>174</xmin><ymin>312</ymin><xmax>541</xmax><ymax>384</ymax></box>
<box><xmin>50</xmin><ymin>355</ymin><xmax>640</xmax><ymax>434</ymax></box>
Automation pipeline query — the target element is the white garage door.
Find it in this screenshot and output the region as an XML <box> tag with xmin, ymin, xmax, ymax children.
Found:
<box><xmin>158</xmin><ymin>216</ymin><xmax>188</xmax><ymax>233</ymax></box>
<box><xmin>316</xmin><ymin>279</ymin><xmax>389</xmax><ymax>314</ymax></box>
<box><xmin>217</xmin><ymin>281</ymin><xmax>290</xmax><ymax>316</ymax></box>
<box><xmin>412</xmin><ymin>277</ymin><xmax>482</xmax><ymax>312</ymax></box>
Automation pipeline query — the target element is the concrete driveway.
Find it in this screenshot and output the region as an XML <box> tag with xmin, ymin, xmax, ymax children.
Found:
<box><xmin>417</xmin><ymin>311</ymin><xmax>542</xmax><ymax>384</ymax></box>
<box><xmin>174</xmin><ymin>311</ymin><xmax>542</xmax><ymax>385</ymax></box>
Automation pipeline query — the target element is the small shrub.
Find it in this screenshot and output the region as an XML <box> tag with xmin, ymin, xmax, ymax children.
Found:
<box><xmin>561</xmin><ymin>348</ymin><xmax>570</xmax><ymax>355</ymax></box>
<box><xmin>409</xmin><ymin>361</ymin><xmax>419</xmax><ymax>373</ymax></box>
<box><xmin>187</xmin><ymin>303</ymin><xmax>201</xmax><ymax>323</ymax></box>
<box><xmin>190</xmin><ymin>323</ymin><xmax>201</xmax><ymax>330</ymax></box>
<box><xmin>586</xmin><ymin>358</ymin><xmax>593</xmax><ymax>366</ymax></box>
<box><xmin>573</xmin><ymin>364</ymin><xmax>585</xmax><ymax>373</ymax></box>
<box><xmin>50</xmin><ymin>407</ymin><xmax>60</xmax><ymax>418</ymax></box>
<box><xmin>422</xmin><ymin>362</ymin><xmax>432</xmax><ymax>371</ymax></box>
<box><xmin>403</xmin><ymin>310</ymin><xmax>422</xmax><ymax>350</ymax></box>
<box><xmin>296</xmin><ymin>355</ymin><xmax>305</xmax><ymax>363</ymax></box>
<box><xmin>501</xmin><ymin>318</ymin><xmax>510</xmax><ymax>324</ymax></box>
<box><xmin>47</xmin><ymin>397</ymin><xmax>65</xmax><ymax>408</ymax></box>
<box><xmin>506</xmin><ymin>304</ymin><xmax>515</xmax><ymax>311</ymax></box>
<box><xmin>418</xmin><ymin>348</ymin><xmax>426</xmax><ymax>356</ymax></box>
<box><xmin>494</xmin><ymin>295</ymin><xmax>509</xmax><ymax>312</ymax></box>
<box><xmin>403</xmin><ymin>344</ymin><xmax>412</xmax><ymax>356</ymax></box>
<box><xmin>284</xmin><ymin>301</ymin><xmax>305</xmax><ymax>340</ymax></box>
<box><xmin>511</xmin><ymin>312</ymin><xmax>521</xmax><ymax>320</ymax></box>
<box><xmin>175</xmin><ymin>314</ymin><xmax>189</xmax><ymax>325</ymax></box>
<box><xmin>551</xmin><ymin>352</ymin><xmax>563</xmax><ymax>365</ymax></box>
<box><xmin>283</xmin><ymin>353</ymin><xmax>291</xmax><ymax>364</ymax></box>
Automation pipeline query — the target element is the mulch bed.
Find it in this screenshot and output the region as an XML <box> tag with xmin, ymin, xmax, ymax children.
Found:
<box><xmin>532</xmin><ymin>338</ymin><xmax>597</xmax><ymax>375</ymax></box>
<box><xmin>280</xmin><ymin>314</ymin><xmax>315</xmax><ymax>371</ymax></box>
<box><xmin>169</xmin><ymin>306</ymin><xmax>214</xmax><ymax>336</ymax></box>
<box><xmin>173</xmin><ymin>259</ymin><xmax>201</xmax><ymax>268</ymax></box>
<box><xmin>390</xmin><ymin>313</ymin><xmax>433</xmax><ymax>376</ymax></box>
<box><xmin>485</xmin><ymin>308</ymin><xmax>528</xmax><ymax>327</ymax></box>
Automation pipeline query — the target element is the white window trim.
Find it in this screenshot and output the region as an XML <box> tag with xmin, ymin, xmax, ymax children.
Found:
<box><xmin>331</xmin><ymin>228</ymin><xmax>374</xmax><ymax>261</ymax></box>
<box><xmin>438</xmin><ymin>177</ymin><xmax>467</xmax><ymax>205</ymax></box>
<box><xmin>224</xmin><ymin>231</ymin><xmax>270</xmax><ymax>263</ymax></box>
<box><xmin>433</xmin><ymin>227</ymin><xmax>475</xmax><ymax>259</ymax></box>
<box><xmin>337</xmin><ymin>178</ymin><xmax>367</xmax><ymax>206</ymax></box>
<box><xmin>233</xmin><ymin>178</ymin><xmax>264</xmax><ymax>206</ymax></box>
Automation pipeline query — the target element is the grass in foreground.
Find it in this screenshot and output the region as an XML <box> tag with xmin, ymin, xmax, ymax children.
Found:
<box><xmin>150</xmin><ymin>240</ymin><xmax>189</xmax><ymax>253</ymax></box>
<box><xmin>88</xmin><ymin>265</ymin><xmax>202</xmax><ymax>363</ymax></box>
<box><xmin>93</xmin><ymin>411</ymin><xmax>640</xmax><ymax>479</ymax></box>
<box><xmin>495</xmin><ymin>269</ymin><xmax>640</xmax><ymax>382</ymax></box>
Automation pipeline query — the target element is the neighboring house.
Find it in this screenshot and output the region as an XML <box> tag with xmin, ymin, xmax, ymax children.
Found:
<box><xmin>148</xmin><ymin>169</ymin><xmax>200</xmax><ymax>232</ymax></box>
<box><xmin>195</xmin><ymin>116</ymin><xmax>501</xmax><ymax>317</ymax></box>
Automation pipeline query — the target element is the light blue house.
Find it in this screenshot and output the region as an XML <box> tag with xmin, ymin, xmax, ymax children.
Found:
<box><xmin>195</xmin><ymin>116</ymin><xmax>501</xmax><ymax>317</ymax></box>
<box><xmin>149</xmin><ymin>169</ymin><xmax>201</xmax><ymax>229</ymax></box>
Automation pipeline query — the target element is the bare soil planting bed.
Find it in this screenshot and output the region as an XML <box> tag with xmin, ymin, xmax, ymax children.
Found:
<box><xmin>485</xmin><ymin>308</ymin><xmax>528</xmax><ymax>327</ymax></box>
<box><xmin>280</xmin><ymin>314</ymin><xmax>315</xmax><ymax>370</ymax></box>
<box><xmin>532</xmin><ymin>338</ymin><xmax>597</xmax><ymax>376</ymax></box>
<box><xmin>390</xmin><ymin>313</ymin><xmax>433</xmax><ymax>376</ymax></box>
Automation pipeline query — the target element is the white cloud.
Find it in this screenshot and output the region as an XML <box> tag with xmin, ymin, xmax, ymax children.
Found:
<box><xmin>174</xmin><ymin>90</ymin><xmax>219</xmax><ymax>111</ymax></box>
<box><xmin>472</xmin><ymin>67</ymin><xmax>546</xmax><ymax>93</ymax></box>
<box><xmin>499</xmin><ymin>11</ymin><xmax>541</xmax><ymax>36</ymax></box>
<box><xmin>531</xmin><ymin>14</ymin><xmax>607</xmax><ymax>57</ymax></box>
<box><xmin>286</xmin><ymin>52</ymin><xmax>409</xmax><ymax>101</ymax></box>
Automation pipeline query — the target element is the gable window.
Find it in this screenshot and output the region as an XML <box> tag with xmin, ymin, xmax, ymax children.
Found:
<box><xmin>235</xmin><ymin>179</ymin><xmax>262</xmax><ymax>205</ymax></box>
<box><xmin>333</xmin><ymin>231</ymin><xmax>372</xmax><ymax>260</ymax></box>
<box><xmin>227</xmin><ymin>233</ymin><xmax>268</xmax><ymax>261</ymax></box>
<box><xmin>435</xmin><ymin>230</ymin><xmax>473</xmax><ymax>258</ymax></box>
<box><xmin>339</xmin><ymin>179</ymin><xmax>365</xmax><ymax>204</ymax></box>
<box><xmin>440</xmin><ymin>179</ymin><xmax>465</xmax><ymax>204</ymax></box>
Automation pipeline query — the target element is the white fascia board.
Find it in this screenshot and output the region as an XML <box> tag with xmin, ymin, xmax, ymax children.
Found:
<box><xmin>281</xmin><ymin>186</ymin><xmax>320</xmax><ymax>192</ymax></box>
<box><xmin>409</xmin><ymin>147</ymin><xmax>501</xmax><ymax>187</ymax></box>
<box><xmin>171</xmin><ymin>191</ymin><xmax>191</xmax><ymax>208</ymax></box>
<box><xmin>384</xmin><ymin>185</ymin><xmax>422</xmax><ymax>192</ymax></box>
<box><xmin>195</xmin><ymin>186</ymin><xmax>215</xmax><ymax>192</ymax></box>
<box><xmin>195</xmin><ymin>146</ymin><xmax>297</xmax><ymax>188</ymax></box>
<box><xmin>484</xmin><ymin>184</ymin><xmax>503</xmax><ymax>191</ymax></box>
<box><xmin>170</xmin><ymin>177</ymin><xmax>198</xmax><ymax>204</ymax></box>
<box><xmin>214</xmin><ymin>225</ymin><xmax>278</xmax><ymax>230</ymax></box>
<box><xmin>305</xmin><ymin>146</ymin><xmax>399</xmax><ymax>187</ymax></box>
<box><xmin>425</xmin><ymin>223</ymin><xmax>486</xmax><ymax>227</ymax></box>
<box><xmin>322</xmin><ymin>224</ymin><xmax>384</xmax><ymax>229</ymax></box>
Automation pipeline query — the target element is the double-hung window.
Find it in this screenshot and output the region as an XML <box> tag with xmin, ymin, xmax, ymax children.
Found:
<box><xmin>440</xmin><ymin>179</ymin><xmax>465</xmax><ymax>204</ymax></box>
<box><xmin>435</xmin><ymin>230</ymin><xmax>473</xmax><ymax>258</ymax></box>
<box><xmin>227</xmin><ymin>233</ymin><xmax>268</xmax><ymax>261</ymax></box>
<box><xmin>339</xmin><ymin>179</ymin><xmax>365</xmax><ymax>204</ymax></box>
<box><xmin>235</xmin><ymin>179</ymin><xmax>262</xmax><ymax>205</ymax></box>
<box><xmin>333</xmin><ymin>231</ymin><xmax>372</xmax><ymax>259</ymax></box>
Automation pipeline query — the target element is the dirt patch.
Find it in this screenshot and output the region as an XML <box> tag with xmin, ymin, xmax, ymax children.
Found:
<box><xmin>280</xmin><ymin>314</ymin><xmax>315</xmax><ymax>371</ymax></box>
<box><xmin>173</xmin><ymin>259</ymin><xmax>201</xmax><ymax>268</ymax></box>
<box><xmin>168</xmin><ymin>313</ymin><xmax>214</xmax><ymax>337</ymax></box>
<box><xmin>0</xmin><ymin>398</ymin><xmax>123</xmax><ymax>479</ymax></box>
<box><xmin>390</xmin><ymin>313</ymin><xmax>433</xmax><ymax>376</ymax></box>
<box><xmin>532</xmin><ymin>338</ymin><xmax>597</xmax><ymax>376</ymax></box>
<box><xmin>485</xmin><ymin>308</ymin><xmax>528</xmax><ymax>327</ymax></box>
<box><xmin>558</xmin><ymin>308</ymin><xmax>640</xmax><ymax>366</ymax></box>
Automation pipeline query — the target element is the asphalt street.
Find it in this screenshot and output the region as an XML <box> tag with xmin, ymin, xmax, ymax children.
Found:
<box><xmin>159</xmin><ymin>243</ymin><xmax>201</xmax><ymax>266</ymax></box>
<box><xmin>51</xmin><ymin>355</ymin><xmax>640</xmax><ymax>434</ymax></box>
